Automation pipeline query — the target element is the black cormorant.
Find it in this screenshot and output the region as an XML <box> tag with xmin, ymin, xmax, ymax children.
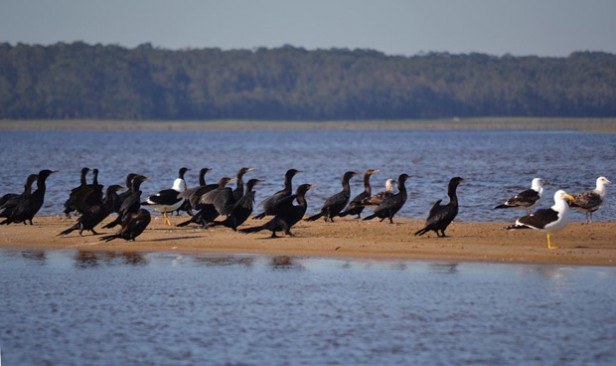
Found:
<box><xmin>63</xmin><ymin>167</ymin><xmax>90</xmax><ymax>218</ymax></box>
<box><xmin>0</xmin><ymin>174</ymin><xmax>38</xmax><ymax>219</ymax></box>
<box><xmin>59</xmin><ymin>185</ymin><xmax>124</xmax><ymax>236</ymax></box>
<box><xmin>363</xmin><ymin>173</ymin><xmax>410</xmax><ymax>224</ymax></box>
<box><xmin>240</xmin><ymin>183</ymin><xmax>315</xmax><ymax>238</ymax></box>
<box><xmin>103</xmin><ymin>175</ymin><xmax>148</xmax><ymax>229</ymax></box>
<box><xmin>253</xmin><ymin>169</ymin><xmax>301</xmax><ymax>219</ymax></box>
<box><xmin>100</xmin><ymin>208</ymin><xmax>151</xmax><ymax>242</ymax></box>
<box><xmin>361</xmin><ymin>178</ymin><xmax>396</xmax><ymax>207</ymax></box>
<box><xmin>233</xmin><ymin>167</ymin><xmax>255</xmax><ymax>202</ymax></box>
<box><xmin>178</xmin><ymin>167</ymin><xmax>212</xmax><ymax>211</ymax></box>
<box><xmin>176</xmin><ymin>177</ymin><xmax>236</xmax><ymax>227</ymax></box>
<box><xmin>415</xmin><ymin>177</ymin><xmax>465</xmax><ymax>237</ymax></box>
<box><xmin>0</xmin><ymin>169</ymin><xmax>57</xmax><ymax>225</ymax></box>
<box><xmin>339</xmin><ymin>169</ymin><xmax>379</xmax><ymax>218</ymax></box>
<box><xmin>305</xmin><ymin>171</ymin><xmax>359</xmax><ymax>222</ymax></box>
<box><xmin>209</xmin><ymin>178</ymin><xmax>262</xmax><ymax>231</ymax></box>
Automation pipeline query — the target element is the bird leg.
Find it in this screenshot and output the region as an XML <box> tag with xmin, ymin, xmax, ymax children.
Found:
<box><xmin>163</xmin><ymin>208</ymin><xmax>171</xmax><ymax>226</ymax></box>
<box><xmin>547</xmin><ymin>233</ymin><xmax>558</xmax><ymax>250</ymax></box>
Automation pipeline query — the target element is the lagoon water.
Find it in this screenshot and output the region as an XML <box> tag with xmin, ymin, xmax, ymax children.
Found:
<box><xmin>1</xmin><ymin>250</ymin><xmax>616</xmax><ymax>365</ymax></box>
<box><xmin>0</xmin><ymin>129</ymin><xmax>615</xmax><ymax>222</ymax></box>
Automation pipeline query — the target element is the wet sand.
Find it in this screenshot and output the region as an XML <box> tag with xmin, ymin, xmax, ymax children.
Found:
<box><xmin>1</xmin><ymin>216</ymin><xmax>615</xmax><ymax>266</ymax></box>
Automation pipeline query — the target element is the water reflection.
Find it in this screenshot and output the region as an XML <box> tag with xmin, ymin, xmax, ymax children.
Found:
<box><xmin>20</xmin><ymin>250</ymin><xmax>46</xmax><ymax>263</ymax></box>
<box><xmin>192</xmin><ymin>255</ymin><xmax>254</xmax><ymax>267</ymax></box>
<box><xmin>429</xmin><ymin>262</ymin><xmax>459</xmax><ymax>274</ymax></box>
<box><xmin>74</xmin><ymin>250</ymin><xmax>147</xmax><ymax>268</ymax></box>
<box><xmin>270</xmin><ymin>255</ymin><xmax>304</xmax><ymax>270</ymax></box>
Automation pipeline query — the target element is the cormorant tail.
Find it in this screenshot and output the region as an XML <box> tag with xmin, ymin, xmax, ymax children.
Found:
<box><xmin>59</xmin><ymin>224</ymin><xmax>79</xmax><ymax>236</ymax></box>
<box><xmin>494</xmin><ymin>204</ymin><xmax>509</xmax><ymax>209</ymax></box>
<box><xmin>100</xmin><ymin>234</ymin><xmax>119</xmax><ymax>242</ymax></box>
<box><xmin>362</xmin><ymin>214</ymin><xmax>377</xmax><ymax>221</ymax></box>
<box><xmin>338</xmin><ymin>211</ymin><xmax>350</xmax><ymax>217</ymax></box>
<box><xmin>103</xmin><ymin>217</ymin><xmax>121</xmax><ymax>229</ymax></box>
<box><xmin>305</xmin><ymin>213</ymin><xmax>322</xmax><ymax>222</ymax></box>
<box><xmin>239</xmin><ymin>225</ymin><xmax>265</xmax><ymax>234</ymax></box>
<box><xmin>176</xmin><ymin>218</ymin><xmax>194</xmax><ymax>227</ymax></box>
<box><xmin>414</xmin><ymin>227</ymin><xmax>430</xmax><ymax>236</ymax></box>
<box><xmin>252</xmin><ymin>212</ymin><xmax>266</xmax><ymax>220</ymax></box>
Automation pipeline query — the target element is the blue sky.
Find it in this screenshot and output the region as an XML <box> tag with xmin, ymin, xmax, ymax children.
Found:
<box><xmin>1</xmin><ymin>0</ymin><xmax>615</xmax><ymax>56</ymax></box>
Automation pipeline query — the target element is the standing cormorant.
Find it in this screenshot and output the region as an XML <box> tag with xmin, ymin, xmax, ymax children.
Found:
<box><xmin>0</xmin><ymin>169</ymin><xmax>57</xmax><ymax>225</ymax></box>
<box><xmin>114</xmin><ymin>173</ymin><xmax>138</xmax><ymax>213</ymax></box>
<box><xmin>361</xmin><ymin>178</ymin><xmax>396</xmax><ymax>207</ymax></box>
<box><xmin>495</xmin><ymin>178</ymin><xmax>546</xmax><ymax>214</ymax></box>
<box><xmin>415</xmin><ymin>177</ymin><xmax>465</xmax><ymax>237</ymax></box>
<box><xmin>0</xmin><ymin>174</ymin><xmax>38</xmax><ymax>219</ymax></box>
<box><xmin>59</xmin><ymin>185</ymin><xmax>124</xmax><ymax>236</ymax></box>
<box><xmin>103</xmin><ymin>175</ymin><xmax>148</xmax><ymax>229</ymax></box>
<box><xmin>339</xmin><ymin>169</ymin><xmax>379</xmax><ymax>219</ymax></box>
<box><xmin>305</xmin><ymin>171</ymin><xmax>359</xmax><ymax>222</ymax></box>
<box><xmin>179</xmin><ymin>168</ymin><xmax>213</xmax><ymax>211</ymax></box>
<box><xmin>142</xmin><ymin>167</ymin><xmax>190</xmax><ymax>225</ymax></box>
<box><xmin>240</xmin><ymin>184</ymin><xmax>315</xmax><ymax>238</ymax></box>
<box><xmin>63</xmin><ymin>167</ymin><xmax>90</xmax><ymax>218</ymax></box>
<box><xmin>363</xmin><ymin>173</ymin><xmax>410</xmax><ymax>224</ymax></box>
<box><xmin>568</xmin><ymin>176</ymin><xmax>612</xmax><ymax>223</ymax></box>
<box><xmin>233</xmin><ymin>167</ymin><xmax>255</xmax><ymax>202</ymax></box>
<box><xmin>100</xmin><ymin>208</ymin><xmax>151</xmax><ymax>242</ymax></box>
<box><xmin>507</xmin><ymin>190</ymin><xmax>574</xmax><ymax>249</ymax></box>
<box><xmin>210</xmin><ymin>178</ymin><xmax>262</xmax><ymax>231</ymax></box>
<box><xmin>176</xmin><ymin>177</ymin><xmax>236</xmax><ymax>227</ymax></box>
<box><xmin>253</xmin><ymin>169</ymin><xmax>301</xmax><ymax>219</ymax></box>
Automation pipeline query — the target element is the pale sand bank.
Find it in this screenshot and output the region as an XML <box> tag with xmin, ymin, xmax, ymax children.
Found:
<box><xmin>1</xmin><ymin>216</ymin><xmax>615</xmax><ymax>266</ymax></box>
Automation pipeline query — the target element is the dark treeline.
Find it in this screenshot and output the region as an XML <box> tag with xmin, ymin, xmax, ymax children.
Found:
<box><xmin>1</xmin><ymin>42</ymin><xmax>615</xmax><ymax>120</ymax></box>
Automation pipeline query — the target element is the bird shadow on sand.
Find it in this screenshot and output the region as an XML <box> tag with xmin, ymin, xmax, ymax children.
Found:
<box><xmin>147</xmin><ymin>235</ymin><xmax>202</xmax><ymax>242</ymax></box>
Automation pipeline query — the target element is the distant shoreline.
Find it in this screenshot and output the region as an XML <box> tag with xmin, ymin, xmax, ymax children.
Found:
<box><xmin>1</xmin><ymin>118</ymin><xmax>616</xmax><ymax>132</ymax></box>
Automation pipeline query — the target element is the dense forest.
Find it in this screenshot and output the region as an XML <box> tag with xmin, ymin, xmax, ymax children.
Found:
<box><xmin>1</xmin><ymin>42</ymin><xmax>615</xmax><ymax>120</ymax></box>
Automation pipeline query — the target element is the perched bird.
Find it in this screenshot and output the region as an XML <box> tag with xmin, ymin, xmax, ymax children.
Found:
<box><xmin>142</xmin><ymin>167</ymin><xmax>190</xmax><ymax>225</ymax></box>
<box><xmin>179</xmin><ymin>168</ymin><xmax>213</xmax><ymax>211</ymax></box>
<box><xmin>114</xmin><ymin>173</ymin><xmax>138</xmax><ymax>213</ymax></box>
<box><xmin>0</xmin><ymin>174</ymin><xmax>38</xmax><ymax>219</ymax></box>
<box><xmin>176</xmin><ymin>177</ymin><xmax>236</xmax><ymax>228</ymax></box>
<box><xmin>59</xmin><ymin>185</ymin><xmax>124</xmax><ymax>236</ymax></box>
<box><xmin>253</xmin><ymin>169</ymin><xmax>301</xmax><ymax>219</ymax></box>
<box><xmin>103</xmin><ymin>175</ymin><xmax>148</xmax><ymax>229</ymax></box>
<box><xmin>305</xmin><ymin>171</ymin><xmax>359</xmax><ymax>222</ymax></box>
<box><xmin>415</xmin><ymin>177</ymin><xmax>466</xmax><ymax>237</ymax></box>
<box><xmin>361</xmin><ymin>178</ymin><xmax>396</xmax><ymax>207</ymax></box>
<box><xmin>209</xmin><ymin>179</ymin><xmax>262</xmax><ymax>231</ymax></box>
<box><xmin>233</xmin><ymin>167</ymin><xmax>255</xmax><ymax>202</ymax></box>
<box><xmin>63</xmin><ymin>167</ymin><xmax>90</xmax><ymax>218</ymax></box>
<box><xmin>339</xmin><ymin>169</ymin><xmax>379</xmax><ymax>219</ymax></box>
<box><xmin>568</xmin><ymin>176</ymin><xmax>612</xmax><ymax>223</ymax></box>
<box><xmin>240</xmin><ymin>184</ymin><xmax>315</xmax><ymax>238</ymax></box>
<box><xmin>100</xmin><ymin>208</ymin><xmax>151</xmax><ymax>242</ymax></box>
<box><xmin>495</xmin><ymin>178</ymin><xmax>546</xmax><ymax>214</ymax></box>
<box><xmin>507</xmin><ymin>190</ymin><xmax>575</xmax><ymax>249</ymax></box>
<box><xmin>363</xmin><ymin>173</ymin><xmax>410</xmax><ymax>224</ymax></box>
<box><xmin>0</xmin><ymin>169</ymin><xmax>57</xmax><ymax>225</ymax></box>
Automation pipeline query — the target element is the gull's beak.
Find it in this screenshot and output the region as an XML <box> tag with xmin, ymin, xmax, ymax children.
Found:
<box><xmin>565</xmin><ymin>194</ymin><xmax>575</xmax><ymax>201</ymax></box>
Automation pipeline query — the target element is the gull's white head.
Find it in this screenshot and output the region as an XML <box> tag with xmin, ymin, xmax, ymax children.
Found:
<box><xmin>385</xmin><ymin>179</ymin><xmax>395</xmax><ymax>192</ymax></box>
<box><xmin>531</xmin><ymin>178</ymin><xmax>544</xmax><ymax>191</ymax></box>
<box><xmin>553</xmin><ymin>190</ymin><xmax>574</xmax><ymax>204</ymax></box>
<box><xmin>596</xmin><ymin>176</ymin><xmax>612</xmax><ymax>188</ymax></box>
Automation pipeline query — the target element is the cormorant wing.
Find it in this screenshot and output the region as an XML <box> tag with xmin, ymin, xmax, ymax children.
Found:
<box><xmin>270</xmin><ymin>194</ymin><xmax>298</xmax><ymax>216</ymax></box>
<box><xmin>259</xmin><ymin>189</ymin><xmax>287</xmax><ymax>210</ymax></box>
<box><xmin>322</xmin><ymin>191</ymin><xmax>347</xmax><ymax>209</ymax></box>
<box><xmin>211</xmin><ymin>188</ymin><xmax>236</xmax><ymax>216</ymax></box>
<box><xmin>426</xmin><ymin>199</ymin><xmax>446</xmax><ymax>224</ymax></box>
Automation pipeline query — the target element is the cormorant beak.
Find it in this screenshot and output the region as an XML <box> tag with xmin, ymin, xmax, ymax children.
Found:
<box><xmin>308</xmin><ymin>184</ymin><xmax>317</xmax><ymax>190</ymax></box>
<box><xmin>230</xmin><ymin>178</ymin><xmax>238</xmax><ymax>181</ymax></box>
<box><xmin>51</xmin><ymin>170</ymin><xmax>59</xmax><ymax>174</ymax></box>
<box><xmin>370</xmin><ymin>169</ymin><xmax>380</xmax><ymax>174</ymax></box>
<box><xmin>246</xmin><ymin>168</ymin><xmax>255</xmax><ymax>172</ymax></box>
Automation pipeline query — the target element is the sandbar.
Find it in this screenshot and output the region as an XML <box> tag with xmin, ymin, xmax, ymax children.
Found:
<box><xmin>1</xmin><ymin>216</ymin><xmax>615</xmax><ymax>266</ymax></box>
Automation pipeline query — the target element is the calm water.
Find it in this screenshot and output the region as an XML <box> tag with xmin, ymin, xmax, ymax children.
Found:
<box><xmin>1</xmin><ymin>250</ymin><xmax>615</xmax><ymax>365</ymax></box>
<box><xmin>0</xmin><ymin>129</ymin><xmax>615</xmax><ymax>222</ymax></box>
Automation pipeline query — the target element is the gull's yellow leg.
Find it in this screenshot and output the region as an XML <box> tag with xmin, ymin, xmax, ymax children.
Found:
<box><xmin>547</xmin><ymin>232</ymin><xmax>558</xmax><ymax>250</ymax></box>
<box><xmin>164</xmin><ymin>208</ymin><xmax>171</xmax><ymax>226</ymax></box>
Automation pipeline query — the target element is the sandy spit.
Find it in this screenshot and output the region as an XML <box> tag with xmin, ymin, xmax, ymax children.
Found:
<box><xmin>1</xmin><ymin>216</ymin><xmax>615</xmax><ymax>266</ymax></box>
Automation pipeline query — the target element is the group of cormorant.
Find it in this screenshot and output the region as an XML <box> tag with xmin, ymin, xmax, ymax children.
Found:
<box><xmin>0</xmin><ymin>167</ymin><xmax>611</xmax><ymax>249</ymax></box>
